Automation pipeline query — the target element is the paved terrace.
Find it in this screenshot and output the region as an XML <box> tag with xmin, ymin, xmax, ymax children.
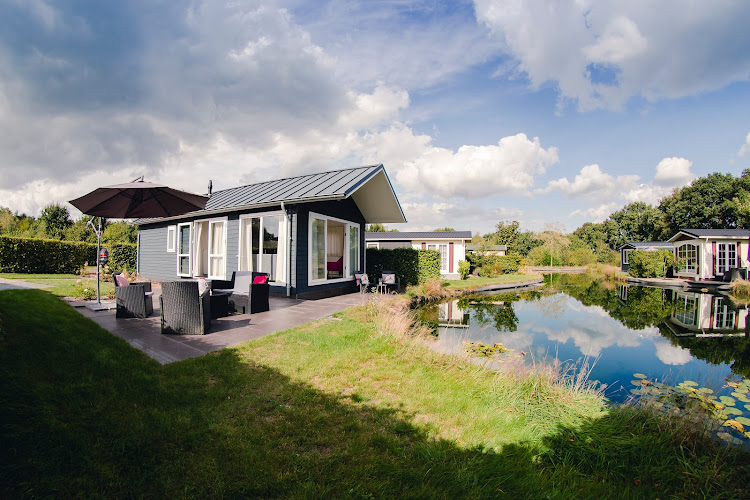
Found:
<box><xmin>70</xmin><ymin>290</ymin><xmax>367</xmax><ymax>364</ymax></box>
<box><xmin>0</xmin><ymin>277</ymin><xmax>367</xmax><ymax>365</ymax></box>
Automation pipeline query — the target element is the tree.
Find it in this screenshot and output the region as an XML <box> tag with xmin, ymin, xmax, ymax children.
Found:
<box><xmin>366</xmin><ymin>223</ymin><xmax>398</xmax><ymax>232</ymax></box>
<box><xmin>607</xmin><ymin>202</ymin><xmax>665</xmax><ymax>248</ymax></box>
<box><xmin>433</xmin><ymin>227</ymin><xmax>455</xmax><ymax>232</ymax></box>
<box><xmin>102</xmin><ymin>221</ymin><xmax>137</xmax><ymax>244</ymax></box>
<box><xmin>658</xmin><ymin>172</ymin><xmax>744</xmax><ymax>237</ymax></box>
<box><xmin>512</xmin><ymin>230</ymin><xmax>543</xmax><ymax>257</ymax></box>
<box><xmin>65</xmin><ymin>216</ymin><xmax>99</xmax><ymax>243</ymax></box>
<box><xmin>38</xmin><ymin>203</ymin><xmax>72</xmax><ymax>240</ymax></box>
<box><xmin>484</xmin><ymin>220</ymin><xmax>520</xmax><ymax>247</ymax></box>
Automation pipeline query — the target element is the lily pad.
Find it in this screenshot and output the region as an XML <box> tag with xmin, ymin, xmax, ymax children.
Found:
<box><xmin>736</xmin><ymin>416</ymin><xmax>750</xmax><ymax>426</ymax></box>
<box><xmin>633</xmin><ymin>373</ymin><xmax>647</xmax><ymax>379</ymax></box>
<box><xmin>720</xmin><ymin>396</ymin><xmax>737</xmax><ymax>406</ymax></box>
<box><xmin>681</xmin><ymin>380</ymin><xmax>699</xmax><ymax>387</ymax></box>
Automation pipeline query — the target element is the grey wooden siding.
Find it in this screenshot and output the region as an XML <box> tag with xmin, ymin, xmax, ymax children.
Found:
<box><xmin>138</xmin><ymin>223</ymin><xmax>178</xmax><ymax>281</ymax></box>
<box><xmin>138</xmin><ymin>200</ymin><xmax>365</xmax><ymax>296</ymax></box>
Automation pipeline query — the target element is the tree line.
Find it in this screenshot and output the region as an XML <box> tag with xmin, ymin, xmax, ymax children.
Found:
<box><xmin>0</xmin><ymin>203</ymin><xmax>137</xmax><ymax>245</ymax></box>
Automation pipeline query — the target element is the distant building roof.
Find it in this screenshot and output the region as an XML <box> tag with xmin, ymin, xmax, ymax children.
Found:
<box><xmin>137</xmin><ymin>165</ymin><xmax>406</xmax><ymax>225</ymax></box>
<box><xmin>365</xmin><ymin>231</ymin><xmax>472</xmax><ymax>240</ymax></box>
<box><xmin>466</xmin><ymin>244</ymin><xmax>507</xmax><ymax>251</ymax></box>
<box><xmin>620</xmin><ymin>241</ymin><xmax>672</xmax><ymax>250</ymax></box>
<box><xmin>668</xmin><ymin>228</ymin><xmax>750</xmax><ymax>242</ymax></box>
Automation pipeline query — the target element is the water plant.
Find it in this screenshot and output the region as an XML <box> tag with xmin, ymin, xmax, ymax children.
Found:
<box><xmin>630</xmin><ymin>374</ymin><xmax>750</xmax><ymax>446</ymax></box>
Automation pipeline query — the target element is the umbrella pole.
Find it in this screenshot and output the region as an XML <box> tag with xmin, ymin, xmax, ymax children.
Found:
<box><xmin>96</xmin><ymin>217</ymin><xmax>101</xmax><ymax>304</ymax></box>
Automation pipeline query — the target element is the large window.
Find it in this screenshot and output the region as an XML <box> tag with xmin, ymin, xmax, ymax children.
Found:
<box><xmin>239</xmin><ymin>213</ymin><xmax>287</xmax><ymax>283</ymax></box>
<box><xmin>622</xmin><ymin>249</ymin><xmax>631</xmax><ymax>265</ymax></box>
<box><xmin>673</xmin><ymin>293</ymin><xmax>697</xmax><ymax>326</ymax></box>
<box><xmin>177</xmin><ymin>223</ymin><xmax>191</xmax><ymax>276</ymax></box>
<box><xmin>676</xmin><ymin>244</ymin><xmax>699</xmax><ymax>274</ymax></box>
<box><xmin>308</xmin><ymin>212</ymin><xmax>361</xmax><ymax>284</ymax></box>
<box><xmin>208</xmin><ymin>220</ymin><xmax>226</xmax><ymax>279</ymax></box>
<box><xmin>717</xmin><ymin>243</ymin><xmax>737</xmax><ymax>275</ymax></box>
<box><xmin>427</xmin><ymin>243</ymin><xmax>448</xmax><ymax>272</ymax></box>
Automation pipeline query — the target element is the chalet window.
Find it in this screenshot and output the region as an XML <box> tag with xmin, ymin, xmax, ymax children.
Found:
<box><xmin>717</xmin><ymin>243</ymin><xmax>737</xmax><ymax>275</ymax></box>
<box><xmin>239</xmin><ymin>213</ymin><xmax>287</xmax><ymax>284</ymax></box>
<box><xmin>308</xmin><ymin>212</ymin><xmax>360</xmax><ymax>284</ymax></box>
<box><xmin>713</xmin><ymin>296</ymin><xmax>736</xmax><ymax>329</ymax></box>
<box><xmin>166</xmin><ymin>225</ymin><xmax>176</xmax><ymax>252</ymax></box>
<box><xmin>676</xmin><ymin>244</ymin><xmax>698</xmax><ymax>274</ymax></box>
<box><xmin>176</xmin><ymin>223</ymin><xmax>191</xmax><ymax>277</ymax></box>
<box><xmin>427</xmin><ymin>243</ymin><xmax>448</xmax><ymax>272</ymax></box>
<box><xmin>673</xmin><ymin>293</ymin><xmax>696</xmax><ymax>326</ymax></box>
<box><xmin>622</xmin><ymin>249</ymin><xmax>631</xmax><ymax>265</ymax></box>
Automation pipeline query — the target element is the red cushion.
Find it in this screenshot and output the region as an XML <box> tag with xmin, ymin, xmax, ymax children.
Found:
<box><xmin>253</xmin><ymin>275</ymin><xmax>268</xmax><ymax>284</ymax></box>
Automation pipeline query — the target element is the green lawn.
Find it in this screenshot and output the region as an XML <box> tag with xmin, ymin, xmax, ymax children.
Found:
<box><xmin>0</xmin><ymin>272</ymin><xmax>114</xmax><ymax>298</ymax></box>
<box><xmin>443</xmin><ymin>273</ymin><xmax>543</xmax><ymax>290</ymax></box>
<box><xmin>1</xmin><ymin>289</ymin><xmax>748</xmax><ymax>498</ymax></box>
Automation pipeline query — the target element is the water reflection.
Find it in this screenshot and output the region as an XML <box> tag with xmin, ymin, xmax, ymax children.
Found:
<box><xmin>420</xmin><ymin>274</ymin><xmax>750</xmax><ymax>402</ymax></box>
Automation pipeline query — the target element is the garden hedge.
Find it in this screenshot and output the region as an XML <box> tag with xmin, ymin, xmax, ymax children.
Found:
<box><xmin>0</xmin><ymin>235</ymin><xmax>95</xmax><ymax>274</ymax></box>
<box><xmin>104</xmin><ymin>243</ymin><xmax>137</xmax><ymax>274</ymax></box>
<box><xmin>365</xmin><ymin>248</ymin><xmax>441</xmax><ymax>285</ymax></box>
<box><xmin>465</xmin><ymin>252</ymin><xmax>522</xmax><ymax>276</ymax></box>
<box><xmin>627</xmin><ymin>250</ymin><xmax>673</xmax><ymax>278</ymax></box>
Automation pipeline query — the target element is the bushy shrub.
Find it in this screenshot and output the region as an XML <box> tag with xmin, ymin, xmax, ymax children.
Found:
<box><xmin>0</xmin><ymin>235</ymin><xmax>95</xmax><ymax>274</ymax></box>
<box><xmin>104</xmin><ymin>243</ymin><xmax>137</xmax><ymax>274</ymax></box>
<box><xmin>467</xmin><ymin>252</ymin><xmax>523</xmax><ymax>276</ymax></box>
<box><xmin>458</xmin><ymin>260</ymin><xmax>470</xmax><ymax>280</ymax></box>
<box><xmin>366</xmin><ymin>248</ymin><xmax>441</xmax><ymax>285</ymax></box>
<box><xmin>628</xmin><ymin>250</ymin><xmax>673</xmax><ymax>278</ymax></box>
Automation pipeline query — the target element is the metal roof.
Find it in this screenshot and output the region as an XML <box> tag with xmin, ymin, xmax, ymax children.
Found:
<box><xmin>205</xmin><ymin>165</ymin><xmax>381</xmax><ymax>210</ymax></box>
<box><xmin>620</xmin><ymin>241</ymin><xmax>672</xmax><ymax>250</ymax></box>
<box><xmin>668</xmin><ymin>228</ymin><xmax>750</xmax><ymax>242</ymax></box>
<box><xmin>366</xmin><ymin>231</ymin><xmax>472</xmax><ymax>240</ymax></box>
<box><xmin>137</xmin><ymin>165</ymin><xmax>406</xmax><ymax>225</ymax></box>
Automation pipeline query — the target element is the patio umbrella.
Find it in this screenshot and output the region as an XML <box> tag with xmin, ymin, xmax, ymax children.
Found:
<box><xmin>69</xmin><ymin>177</ymin><xmax>209</xmax><ymax>219</ymax></box>
<box><xmin>69</xmin><ymin>177</ymin><xmax>209</xmax><ymax>308</ymax></box>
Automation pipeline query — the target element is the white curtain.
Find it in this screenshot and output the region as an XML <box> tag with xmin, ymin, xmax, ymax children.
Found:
<box><xmin>239</xmin><ymin>218</ymin><xmax>255</xmax><ymax>272</ymax></box>
<box><xmin>193</xmin><ymin>222</ymin><xmax>204</xmax><ymax>276</ymax></box>
<box><xmin>276</xmin><ymin>215</ymin><xmax>287</xmax><ymax>283</ymax></box>
<box><xmin>327</xmin><ymin>225</ymin><xmax>344</xmax><ymax>258</ymax></box>
<box><xmin>209</xmin><ymin>221</ymin><xmax>225</xmax><ymax>278</ymax></box>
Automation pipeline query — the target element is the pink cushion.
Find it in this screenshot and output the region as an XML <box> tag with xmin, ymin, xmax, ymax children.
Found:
<box><xmin>253</xmin><ymin>275</ymin><xmax>268</xmax><ymax>284</ymax></box>
<box><xmin>115</xmin><ymin>274</ymin><xmax>129</xmax><ymax>287</ymax></box>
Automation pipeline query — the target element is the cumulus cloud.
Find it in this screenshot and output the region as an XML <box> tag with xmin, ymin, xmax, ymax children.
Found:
<box><xmin>539</xmin><ymin>164</ymin><xmax>638</xmax><ymax>199</ymax></box>
<box><xmin>392</xmin><ymin>133</ymin><xmax>559</xmax><ymax>199</ymax></box>
<box><xmin>569</xmin><ymin>203</ymin><xmax>620</xmax><ymax>223</ymax></box>
<box><xmin>474</xmin><ymin>0</ymin><xmax>750</xmax><ymax>110</ymax></box>
<box><xmin>738</xmin><ymin>132</ymin><xmax>750</xmax><ymax>157</ymax></box>
<box><xmin>653</xmin><ymin>157</ymin><xmax>695</xmax><ymax>186</ymax></box>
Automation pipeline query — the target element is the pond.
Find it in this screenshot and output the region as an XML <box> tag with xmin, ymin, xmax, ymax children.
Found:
<box><xmin>419</xmin><ymin>273</ymin><xmax>750</xmax><ymax>403</ymax></box>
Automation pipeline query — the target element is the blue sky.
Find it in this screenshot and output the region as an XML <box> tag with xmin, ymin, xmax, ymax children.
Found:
<box><xmin>0</xmin><ymin>0</ymin><xmax>749</xmax><ymax>235</ymax></box>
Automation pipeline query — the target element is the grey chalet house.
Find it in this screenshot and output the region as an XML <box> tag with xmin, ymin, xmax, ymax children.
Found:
<box><xmin>136</xmin><ymin>165</ymin><xmax>406</xmax><ymax>299</ymax></box>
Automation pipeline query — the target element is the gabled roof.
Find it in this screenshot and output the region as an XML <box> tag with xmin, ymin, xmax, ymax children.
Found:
<box><xmin>137</xmin><ymin>165</ymin><xmax>406</xmax><ymax>225</ymax></box>
<box><xmin>366</xmin><ymin>231</ymin><xmax>472</xmax><ymax>240</ymax></box>
<box><xmin>620</xmin><ymin>241</ymin><xmax>672</xmax><ymax>250</ymax></box>
<box><xmin>668</xmin><ymin>228</ymin><xmax>750</xmax><ymax>242</ymax></box>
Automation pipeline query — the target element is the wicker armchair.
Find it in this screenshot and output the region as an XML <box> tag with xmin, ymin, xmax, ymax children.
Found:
<box><xmin>113</xmin><ymin>274</ymin><xmax>153</xmax><ymax>318</ymax></box>
<box><xmin>160</xmin><ymin>281</ymin><xmax>211</xmax><ymax>335</ymax></box>
<box><xmin>213</xmin><ymin>271</ymin><xmax>270</xmax><ymax>314</ymax></box>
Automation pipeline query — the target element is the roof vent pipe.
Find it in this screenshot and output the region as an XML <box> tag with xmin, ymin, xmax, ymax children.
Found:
<box><xmin>207</xmin><ymin>180</ymin><xmax>213</xmax><ymax>195</ymax></box>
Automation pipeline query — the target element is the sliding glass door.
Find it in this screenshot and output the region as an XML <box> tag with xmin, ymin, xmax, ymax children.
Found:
<box><xmin>239</xmin><ymin>213</ymin><xmax>287</xmax><ymax>284</ymax></box>
<box><xmin>308</xmin><ymin>212</ymin><xmax>361</xmax><ymax>284</ymax></box>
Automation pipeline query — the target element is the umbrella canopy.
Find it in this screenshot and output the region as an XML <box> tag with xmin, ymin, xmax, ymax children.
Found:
<box><xmin>69</xmin><ymin>178</ymin><xmax>208</xmax><ymax>218</ymax></box>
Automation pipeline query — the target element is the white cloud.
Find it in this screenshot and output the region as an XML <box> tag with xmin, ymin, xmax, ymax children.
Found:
<box><xmin>569</xmin><ymin>203</ymin><xmax>620</xmax><ymax>223</ymax></box>
<box><xmin>738</xmin><ymin>132</ymin><xmax>750</xmax><ymax>157</ymax></box>
<box><xmin>653</xmin><ymin>157</ymin><xmax>695</xmax><ymax>186</ymax></box>
<box><xmin>393</xmin><ymin>133</ymin><xmax>559</xmax><ymax>199</ymax></box>
<box><xmin>474</xmin><ymin>0</ymin><xmax>750</xmax><ymax>110</ymax></box>
<box><xmin>539</xmin><ymin>164</ymin><xmax>638</xmax><ymax>198</ymax></box>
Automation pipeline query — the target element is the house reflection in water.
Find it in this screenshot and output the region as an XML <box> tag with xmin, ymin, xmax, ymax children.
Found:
<box><xmin>437</xmin><ymin>300</ymin><xmax>470</xmax><ymax>328</ymax></box>
<box><xmin>663</xmin><ymin>290</ymin><xmax>748</xmax><ymax>338</ymax></box>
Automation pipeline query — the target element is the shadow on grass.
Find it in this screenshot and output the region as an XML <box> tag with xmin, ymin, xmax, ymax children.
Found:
<box><xmin>2</xmin><ymin>289</ymin><xmax>749</xmax><ymax>498</ymax></box>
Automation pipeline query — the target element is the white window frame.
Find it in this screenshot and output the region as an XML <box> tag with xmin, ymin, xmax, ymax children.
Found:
<box><xmin>673</xmin><ymin>293</ymin><xmax>697</xmax><ymax>326</ymax></box>
<box><xmin>166</xmin><ymin>225</ymin><xmax>176</xmax><ymax>252</ymax></box>
<box><xmin>717</xmin><ymin>242</ymin><xmax>737</xmax><ymax>275</ymax></box>
<box><xmin>176</xmin><ymin>222</ymin><xmax>192</xmax><ymax>277</ymax></box>
<box><xmin>676</xmin><ymin>243</ymin><xmax>698</xmax><ymax>274</ymax></box>
<box><xmin>427</xmin><ymin>243</ymin><xmax>449</xmax><ymax>273</ymax></box>
<box><xmin>622</xmin><ymin>249</ymin><xmax>631</xmax><ymax>265</ymax></box>
<box><xmin>308</xmin><ymin>211</ymin><xmax>360</xmax><ymax>286</ymax></box>
<box><xmin>713</xmin><ymin>296</ymin><xmax>736</xmax><ymax>329</ymax></box>
<box><xmin>207</xmin><ymin>218</ymin><xmax>228</xmax><ymax>280</ymax></box>
<box><xmin>238</xmin><ymin>211</ymin><xmax>287</xmax><ymax>285</ymax></box>
<box><xmin>348</xmin><ymin>223</ymin><xmax>360</xmax><ymax>278</ymax></box>
<box><xmin>366</xmin><ymin>242</ymin><xmax>379</xmax><ymax>249</ymax></box>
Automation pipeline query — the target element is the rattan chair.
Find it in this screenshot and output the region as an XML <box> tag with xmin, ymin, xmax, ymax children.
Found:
<box><xmin>213</xmin><ymin>271</ymin><xmax>270</xmax><ymax>314</ymax></box>
<box><xmin>160</xmin><ymin>281</ymin><xmax>211</xmax><ymax>335</ymax></box>
<box><xmin>113</xmin><ymin>274</ymin><xmax>154</xmax><ymax>318</ymax></box>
